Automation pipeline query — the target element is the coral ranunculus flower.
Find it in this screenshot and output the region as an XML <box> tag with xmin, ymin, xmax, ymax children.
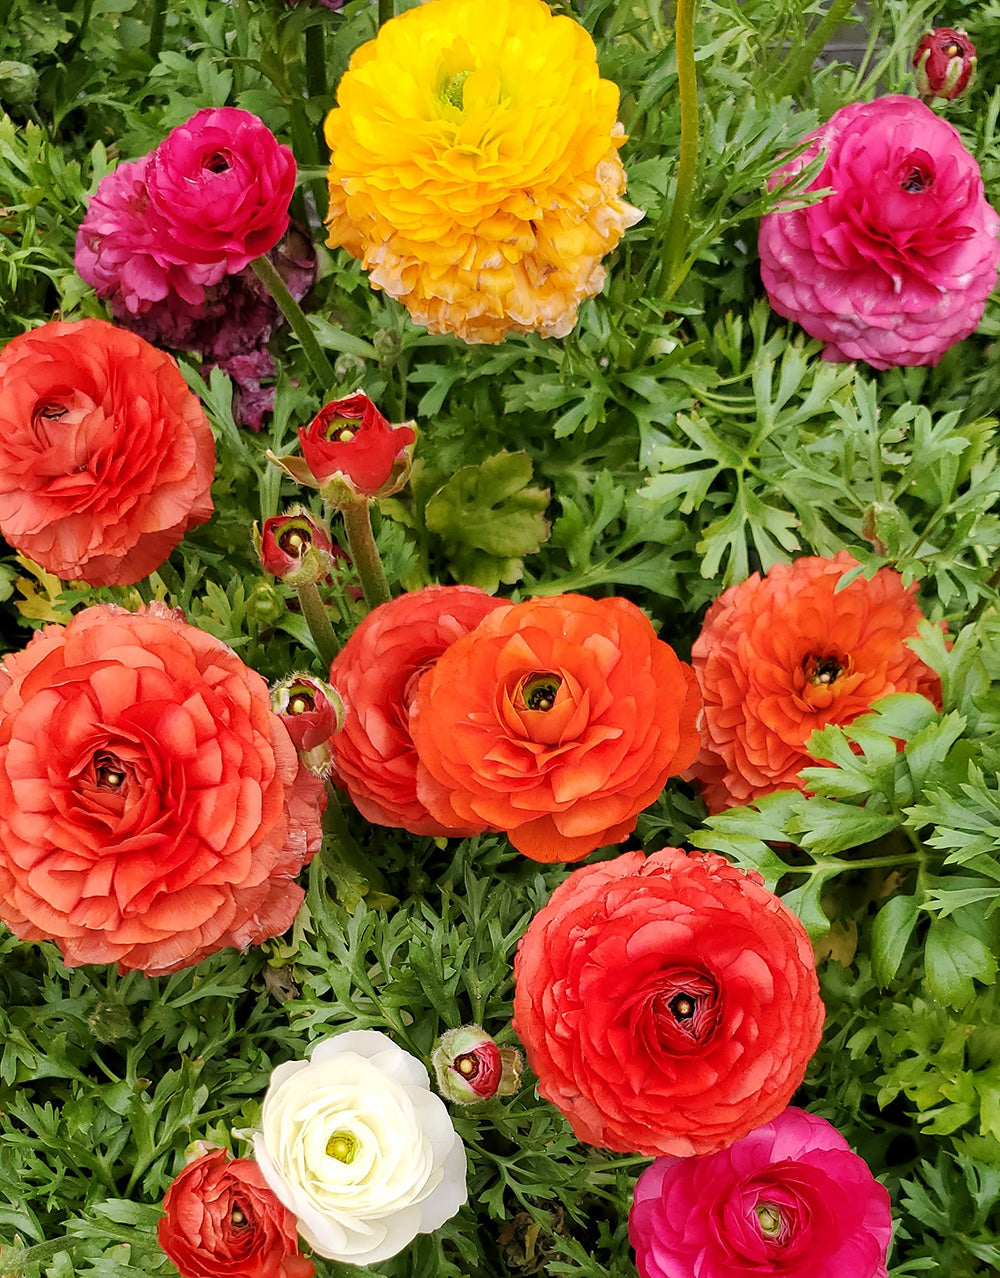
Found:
<box><xmin>409</xmin><ymin>594</ymin><xmax>701</xmax><ymax>861</ymax></box>
<box><xmin>159</xmin><ymin>1149</ymin><xmax>315</xmax><ymax>1278</ymax></box>
<box><xmin>323</xmin><ymin>0</ymin><xmax>643</xmax><ymax>343</ymax></box>
<box><xmin>0</xmin><ymin>319</ymin><xmax>214</xmax><ymax>586</ymax></box>
<box><xmin>329</xmin><ymin>585</ymin><xmax>505</xmax><ymax>835</ymax></box>
<box><xmin>759</xmin><ymin>95</ymin><xmax>1000</xmax><ymax>368</ymax></box>
<box><xmin>512</xmin><ymin>849</ymin><xmax>825</xmax><ymax>1157</ymax></box>
<box><xmin>688</xmin><ymin>552</ymin><xmax>940</xmax><ymax>814</ymax></box>
<box><xmin>0</xmin><ymin>604</ymin><xmax>324</xmax><ymax>975</ymax></box>
<box><xmin>629</xmin><ymin>1108</ymin><xmax>892</xmax><ymax>1278</ymax></box>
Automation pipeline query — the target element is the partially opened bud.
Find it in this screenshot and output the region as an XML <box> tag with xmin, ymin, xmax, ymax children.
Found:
<box><xmin>256</xmin><ymin>508</ymin><xmax>335</xmax><ymax>586</ymax></box>
<box><xmin>271</xmin><ymin>674</ymin><xmax>344</xmax><ymax>754</ymax></box>
<box><xmin>913</xmin><ymin>28</ymin><xmax>977</xmax><ymax>101</ymax></box>
<box><xmin>432</xmin><ymin>1026</ymin><xmax>522</xmax><ymax>1104</ymax></box>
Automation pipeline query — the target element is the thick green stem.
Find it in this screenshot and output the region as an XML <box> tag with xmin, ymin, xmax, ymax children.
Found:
<box><xmin>148</xmin><ymin>0</ymin><xmax>166</xmax><ymax>63</ymax></box>
<box><xmin>322</xmin><ymin>782</ymin><xmax>392</xmax><ymax>897</ymax></box>
<box><xmin>378</xmin><ymin>0</ymin><xmax>394</xmax><ymax>28</ymax></box>
<box><xmin>296</xmin><ymin>580</ymin><xmax>340</xmax><ymax>666</ymax></box>
<box><xmin>771</xmin><ymin>0</ymin><xmax>855</xmax><ymax>100</ymax></box>
<box><xmin>661</xmin><ymin>0</ymin><xmax>699</xmax><ymax>296</ymax></box>
<box><xmin>250</xmin><ymin>254</ymin><xmax>336</xmax><ymax>389</ymax></box>
<box><xmin>340</xmin><ymin>500</ymin><xmax>391</xmax><ymax>609</ymax></box>
<box><xmin>305</xmin><ymin>23</ymin><xmax>327</xmax><ymax>103</ymax></box>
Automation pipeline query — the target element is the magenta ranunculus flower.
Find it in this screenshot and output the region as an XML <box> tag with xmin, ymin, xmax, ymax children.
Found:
<box><xmin>146</xmin><ymin>107</ymin><xmax>297</xmax><ymax>274</ymax></box>
<box><xmin>759</xmin><ymin>95</ymin><xmax>1000</xmax><ymax>369</ymax></box>
<box><xmin>629</xmin><ymin>1107</ymin><xmax>892</xmax><ymax>1278</ymax></box>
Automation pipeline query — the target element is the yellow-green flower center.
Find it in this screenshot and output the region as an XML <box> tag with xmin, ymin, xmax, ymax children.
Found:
<box><xmin>755</xmin><ymin>1203</ymin><xmax>784</xmax><ymax>1237</ymax></box>
<box><xmin>522</xmin><ymin>674</ymin><xmax>561</xmax><ymax>712</ymax></box>
<box><xmin>326</xmin><ymin>1130</ymin><xmax>357</xmax><ymax>1163</ymax></box>
<box><xmin>441</xmin><ymin>70</ymin><xmax>470</xmax><ymax>110</ymax></box>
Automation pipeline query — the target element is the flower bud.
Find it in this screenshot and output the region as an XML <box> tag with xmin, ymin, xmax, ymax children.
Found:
<box><xmin>431</xmin><ymin>1026</ymin><xmax>522</xmax><ymax>1104</ymax></box>
<box><xmin>269</xmin><ymin>392</ymin><xmax>416</xmax><ymax>504</ymax></box>
<box><xmin>0</xmin><ymin>60</ymin><xmax>40</xmax><ymax>109</ymax></box>
<box><xmin>271</xmin><ymin>674</ymin><xmax>344</xmax><ymax>754</ymax></box>
<box><xmin>913</xmin><ymin>28</ymin><xmax>976</xmax><ymax>102</ymax></box>
<box><xmin>255</xmin><ymin>508</ymin><xmax>335</xmax><ymax>586</ymax></box>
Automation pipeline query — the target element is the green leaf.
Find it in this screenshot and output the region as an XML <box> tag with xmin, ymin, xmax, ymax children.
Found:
<box><xmin>871</xmin><ymin>893</ymin><xmax>920</xmax><ymax>986</ymax></box>
<box><xmin>786</xmin><ymin>798</ymin><xmax>900</xmax><ymax>856</ymax></box>
<box><xmin>924</xmin><ymin>917</ymin><xmax>998</xmax><ymax>1008</ymax></box>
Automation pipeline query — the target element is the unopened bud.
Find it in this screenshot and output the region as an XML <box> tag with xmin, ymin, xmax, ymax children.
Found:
<box><xmin>913</xmin><ymin>28</ymin><xmax>976</xmax><ymax>102</ymax></box>
<box><xmin>271</xmin><ymin>673</ymin><xmax>344</xmax><ymax>755</ymax></box>
<box><xmin>432</xmin><ymin>1026</ymin><xmax>523</xmax><ymax>1104</ymax></box>
<box><xmin>255</xmin><ymin>507</ymin><xmax>335</xmax><ymax>586</ymax></box>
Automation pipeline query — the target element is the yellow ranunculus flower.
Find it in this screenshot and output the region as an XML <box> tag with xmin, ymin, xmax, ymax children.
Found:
<box><xmin>324</xmin><ymin>0</ymin><xmax>642</xmax><ymax>343</ymax></box>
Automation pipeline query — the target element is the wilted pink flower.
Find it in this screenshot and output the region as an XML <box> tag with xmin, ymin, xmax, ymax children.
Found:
<box><xmin>629</xmin><ymin>1107</ymin><xmax>892</xmax><ymax>1278</ymax></box>
<box><xmin>759</xmin><ymin>95</ymin><xmax>1000</xmax><ymax>368</ymax></box>
<box><xmin>146</xmin><ymin>107</ymin><xmax>296</xmax><ymax>274</ymax></box>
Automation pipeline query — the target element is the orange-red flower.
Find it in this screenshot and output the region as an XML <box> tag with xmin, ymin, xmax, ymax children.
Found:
<box><xmin>0</xmin><ymin>319</ymin><xmax>214</xmax><ymax>585</ymax></box>
<box><xmin>0</xmin><ymin>604</ymin><xmax>324</xmax><ymax>974</ymax></box>
<box><xmin>688</xmin><ymin>552</ymin><xmax>940</xmax><ymax>813</ymax></box>
<box><xmin>409</xmin><ymin>594</ymin><xmax>701</xmax><ymax>861</ymax></box>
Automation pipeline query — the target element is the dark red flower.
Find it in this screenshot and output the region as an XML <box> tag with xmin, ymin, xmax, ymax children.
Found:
<box><xmin>158</xmin><ymin>1148</ymin><xmax>314</xmax><ymax>1278</ymax></box>
<box><xmin>913</xmin><ymin>28</ymin><xmax>976</xmax><ymax>101</ymax></box>
<box><xmin>257</xmin><ymin>510</ymin><xmax>335</xmax><ymax>586</ymax></box>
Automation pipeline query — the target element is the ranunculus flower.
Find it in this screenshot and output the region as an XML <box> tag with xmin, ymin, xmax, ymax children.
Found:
<box><xmin>253</xmin><ymin>1030</ymin><xmax>468</xmax><ymax>1266</ymax></box>
<box><xmin>687</xmin><ymin>551</ymin><xmax>940</xmax><ymax>813</ymax></box>
<box><xmin>323</xmin><ymin>0</ymin><xmax>642</xmax><ymax>343</ymax></box>
<box><xmin>629</xmin><ymin>1107</ymin><xmax>892</xmax><ymax>1278</ymax></box>
<box><xmin>146</xmin><ymin>107</ymin><xmax>296</xmax><ymax>275</ymax></box>
<box><xmin>913</xmin><ymin>28</ymin><xmax>977</xmax><ymax>102</ymax></box>
<box><xmin>0</xmin><ymin>603</ymin><xmax>324</xmax><ymax>975</ymax></box>
<box><xmin>431</xmin><ymin>1025</ymin><xmax>522</xmax><ymax>1104</ymax></box>
<box><xmin>512</xmin><ymin>848</ymin><xmax>825</xmax><ymax>1157</ymax></box>
<box><xmin>158</xmin><ymin>1148</ymin><xmax>314</xmax><ymax>1278</ymax></box>
<box><xmin>409</xmin><ymin>594</ymin><xmax>702</xmax><ymax>862</ymax></box>
<box><xmin>256</xmin><ymin>509</ymin><xmax>336</xmax><ymax>586</ymax></box>
<box><xmin>759</xmin><ymin>95</ymin><xmax>1000</xmax><ymax>368</ymax></box>
<box><xmin>0</xmin><ymin>319</ymin><xmax>214</xmax><ymax>586</ymax></box>
<box><xmin>271</xmin><ymin>674</ymin><xmax>344</xmax><ymax>753</ymax></box>
<box><xmin>329</xmin><ymin>584</ymin><xmax>505</xmax><ymax>835</ymax></box>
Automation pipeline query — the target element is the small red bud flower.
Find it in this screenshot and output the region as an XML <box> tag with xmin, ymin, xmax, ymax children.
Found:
<box><xmin>269</xmin><ymin>392</ymin><xmax>416</xmax><ymax>505</ymax></box>
<box><xmin>271</xmin><ymin>674</ymin><xmax>344</xmax><ymax>754</ymax></box>
<box><xmin>255</xmin><ymin>508</ymin><xmax>335</xmax><ymax>586</ymax></box>
<box><xmin>432</xmin><ymin>1026</ymin><xmax>523</xmax><ymax>1104</ymax></box>
<box><xmin>913</xmin><ymin>28</ymin><xmax>977</xmax><ymax>101</ymax></box>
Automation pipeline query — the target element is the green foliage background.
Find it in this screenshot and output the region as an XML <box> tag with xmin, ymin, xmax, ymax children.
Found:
<box><xmin>2</xmin><ymin>0</ymin><xmax>1000</xmax><ymax>1274</ymax></box>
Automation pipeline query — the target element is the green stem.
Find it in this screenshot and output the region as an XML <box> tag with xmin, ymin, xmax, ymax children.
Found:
<box><xmin>339</xmin><ymin>500</ymin><xmax>391</xmax><ymax>609</ymax></box>
<box><xmin>148</xmin><ymin>0</ymin><xmax>166</xmax><ymax>63</ymax></box>
<box><xmin>661</xmin><ymin>0</ymin><xmax>699</xmax><ymax>297</ymax></box>
<box><xmin>250</xmin><ymin>254</ymin><xmax>336</xmax><ymax>389</ymax></box>
<box><xmin>305</xmin><ymin>23</ymin><xmax>327</xmax><ymax>103</ymax></box>
<box><xmin>322</xmin><ymin>782</ymin><xmax>392</xmax><ymax>896</ymax></box>
<box><xmin>771</xmin><ymin>0</ymin><xmax>855</xmax><ymax>101</ymax></box>
<box><xmin>296</xmin><ymin>580</ymin><xmax>340</xmax><ymax>666</ymax></box>
<box><xmin>378</xmin><ymin>0</ymin><xmax>394</xmax><ymax>28</ymax></box>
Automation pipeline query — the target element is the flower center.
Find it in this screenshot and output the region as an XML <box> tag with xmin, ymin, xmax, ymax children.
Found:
<box><xmin>230</xmin><ymin>1205</ymin><xmax>249</xmax><ymax>1230</ymax></box>
<box><xmin>94</xmin><ymin>753</ymin><xmax>126</xmax><ymax>790</ymax></box>
<box><xmin>326</xmin><ymin>1130</ymin><xmax>357</xmax><ymax>1163</ymax></box>
<box><xmin>668</xmin><ymin>993</ymin><xmax>695</xmax><ymax>1021</ymax></box>
<box><xmin>278</xmin><ymin>528</ymin><xmax>307</xmax><ymax>556</ymax></box>
<box><xmin>521</xmin><ymin>674</ymin><xmax>561</xmax><ymax>712</ymax></box>
<box><xmin>650</xmin><ymin>967</ymin><xmax>721</xmax><ymax>1050</ymax></box>
<box><xmin>203</xmin><ymin>150</ymin><xmax>232</xmax><ymax>174</ymax></box>
<box><xmin>455</xmin><ymin>1051</ymin><xmax>479</xmax><ymax>1078</ymax></box>
<box><xmin>802</xmin><ymin>654</ymin><xmax>843</xmax><ymax>685</ymax></box>
<box><xmin>901</xmin><ymin>164</ymin><xmax>932</xmax><ymax>193</ymax></box>
<box><xmin>941</xmin><ymin>40</ymin><xmax>961</xmax><ymax>56</ymax></box>
<box><xmin>441</xmin><ymin>70</ymin><xmax>471</xmax><ymax>110</ymax></box>
<box><xmin>755</xmin><ymin>1203</ymin><xmax>785</xmax><ymax>1239</ymax></box>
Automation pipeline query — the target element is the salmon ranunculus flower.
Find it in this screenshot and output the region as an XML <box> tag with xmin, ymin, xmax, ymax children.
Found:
<box><xmin>512</xmin><ymin>849</ymin><xmax>825</xmax><ymax>1157</ymax></box>
<box><xmin>688</xmin><ymin>552</ymin><xmax>940</xmax><ymax>814</ymax></box>
<box><xmin>323</xmin><ymin>0</ymin><xmax>642</xmax><ymax>343</ymax></box>
<box><xmin>0</xmin><ymin>319</ymin><xmax>215</xmax><ymax>586</ymax></box>
<box><xmin>0</xmin><ymin>604</ymin><xmax>324</xmax><ymax>975</ymax></box>
<box><xmin>409</xmin><ymin>594</ymin><xmax>701</xmax><ymax>861</ymax></box>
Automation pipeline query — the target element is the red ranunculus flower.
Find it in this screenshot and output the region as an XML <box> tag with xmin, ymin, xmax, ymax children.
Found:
<box><xmin>159</xmin><ymin>1148</ymin><xmax>314</xmax><ymax>1278</ymax></box>
<box><xmin>146</xmin><ymin>107</ymin><xmax>297</xmax><ymax>275</ymax></box>
<box><xmin>913</xmin><ymin>28</ymin><xmax>977</xmax><ymax>101</ymax></box>
<box><xmin>0</xmin><ymin>319</ymin><xmax>215</xmax><ymax>586</ymax></box>
<box><xmin>512</xmin><ymin>849</ymin><xmax>825</xmax><ymax>1156</ymax></box>
<box><xmin>257</xmin><ymin>509</ymin><xmax>336</xmax><ymax>586</ymax></box>
<box><xmin>0</xmin><ymin>604</ymin><xmax>324</xmax><ymax>975</ymax></box>
<box><xmin>409</xmin><ymin>595</ymin><xmax>701</xmax><ymax>862</ymax></box>
<box><xmin>688</xmin><ymin>552</ymin><xmax>940</xmax><ymax>813</ymax></box>
<box><xmin>629</xmin><ymin>1108</ymin><xmax>892</xmax><ymax>1278</ymax></box>
<box><xmin>295</xmin><ymin>391</ymin><xmax>416</xmax><ymax>500</ymax></box>
<box><xmin>329</xmin><ymin>585</ymin><xmax>505</xmax><ymax>835</ymax></box>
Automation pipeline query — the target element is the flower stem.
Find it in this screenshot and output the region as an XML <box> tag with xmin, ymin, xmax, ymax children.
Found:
<box><xmin>322</xmin><ymin>781</ymin><xmax>393</xmax><ymax>898</ymax></box>
<box><xmin>661</xmin><ymin>0</ymin><xmax>699</xmax><ymax>297</ymax></box>
<box><xmin>339</xmin><ymin>500</ymin><xmax>391</xmax><ymax>609</ymax></box>
<box><xmin>378</xmin><ymin>0</ymin><xmax>394</xmax><ymax>28</ymax></box>
<box><xmin>305</xmin><ymin>23</ymin><xmax>327</xmax><ymax>103</ymax></box>
<box><xmin>770</xmin><ymin>0</ymin><xmax>855</xmax><ymax>101</ymax></box>
<box><xmin>295</xmin><ymin>580</ymin><xmax>340</xmax><ymax>666</ymax></box>
<box><xmin>250</xmin><ymin>253</ymin><xmax>336</xmax><ymax>389</ymax></box>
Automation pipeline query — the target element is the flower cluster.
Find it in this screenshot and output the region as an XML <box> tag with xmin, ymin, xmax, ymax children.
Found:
<box><xmin>323</xmin><ymin>0</ymin><xmax>642</xmax><ymax>342</ymax></box>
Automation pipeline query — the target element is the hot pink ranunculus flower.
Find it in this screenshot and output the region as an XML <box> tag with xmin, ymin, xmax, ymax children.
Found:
<box><xmin>629</xmin><ymin>1107</ymin><xmax>892</xmax><ymax>1278</ymax></box>
<box><xmin>759</xmin><ymin>95</ymin><xmax>1000</xmax><ymax>369</ymax></box>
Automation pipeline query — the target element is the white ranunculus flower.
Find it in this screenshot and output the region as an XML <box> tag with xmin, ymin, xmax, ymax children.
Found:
<box><xmin>253</xmin><ymin>1029</ymin><xmax>468</xmax><ymax>1266</ymax></box>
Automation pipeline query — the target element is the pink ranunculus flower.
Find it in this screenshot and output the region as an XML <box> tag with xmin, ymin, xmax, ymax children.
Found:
<box><xmin>759</xmin><ymin>95</ymin><xmax>1000</xmax><ymax>369</ymax></box>
<box><xmin>629</xmin><ymin>1107</ymin><xmax>892</xmax><ymax>1278</ymax></box>
<box><xmin>146</xmin><ymin>107</ymin><xmax>297</xmax><ymax>275</ymax></box>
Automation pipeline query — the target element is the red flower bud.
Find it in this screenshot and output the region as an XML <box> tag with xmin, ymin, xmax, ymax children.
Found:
<box><xmin>271</xmin><ymin>674</ymin><xmax>344</xmax><ymax>753</ymax></box>
<box><xmin>256</xmin><ymin>508</ymin><xmax>335</xmax><ymax>585</ymax></box>
<box><xmin>431</xmin><ymin>1026</ymin><xmax>522</xmax><ymax>1103</ymax></box>
<box><xmin>913</xmin><ymin>28</ymin><xmax>976</xmax><ymax>101</ymax></box>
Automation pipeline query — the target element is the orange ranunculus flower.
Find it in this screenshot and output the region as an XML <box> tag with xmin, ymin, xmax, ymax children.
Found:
<box><xmin>0</xmin><ymin>604</ymin><xmax>324</xmax><ymax>975</ymax></box>
<box><xmin>0</xmin><ymin>318</ymin><xmax>215</xmax><ymax>586</ymax></box>
<box><xmin>688</xmin><ymin>552</ymin><xmax>941</xmax><ymax>814</ymax></box>
<box><xmin>409</xmin><ymin>594</ymin><xmax>702</xmax><ymax>862</ymax></box>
